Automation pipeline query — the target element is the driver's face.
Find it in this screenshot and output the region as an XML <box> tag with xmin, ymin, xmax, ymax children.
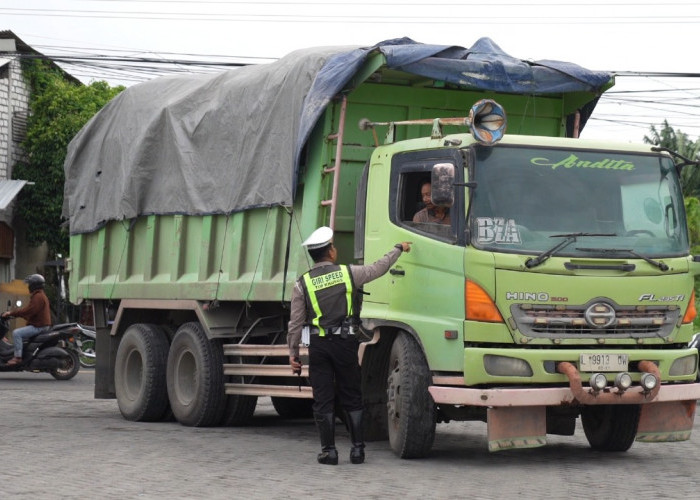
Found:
<box><xmin>421</xmin><ymin>183</ymin><xmax>433</xmax><ymax>208</ymax></box>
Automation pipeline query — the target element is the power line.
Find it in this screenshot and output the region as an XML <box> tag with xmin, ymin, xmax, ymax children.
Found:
<box><xmin>20</xmin><ymin>53</ymin><xmax>253</xmax><ymax>68</ymax></box>
<box><xmin>10</xmin><ymin>39</ymin><xmax>700</xmax><ymax>141</ymax></box>
<box><xmin>83</xmin><ymin>0</ymin><xmax>700</xmax><ymax>5</ymax></box>
<box><xmin>2</xmin><ymin>7</ymin><xmax>700</xmax><ymax>24</ymax></box>
<box><xmin>30</xmin><ymin>43</ymin><xmax>275</xmax><ymax>62</ymax></box>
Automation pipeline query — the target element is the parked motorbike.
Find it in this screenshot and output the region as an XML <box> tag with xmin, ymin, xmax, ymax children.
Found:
<box><xmin>71</xmin><ymin>323</ymin><xmax>96</xmax><ymax>368</ymax></box>
<box><xmin>0</xmin><ymin>317</ymin><xmax>81</xmax><ymax>380</ymax></box>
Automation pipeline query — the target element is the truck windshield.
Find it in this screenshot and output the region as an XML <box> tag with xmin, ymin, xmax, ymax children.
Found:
<box><xmin>468</xmin><ymin>145</ymin><xmax>689</xmax><ymax>258</ymax></box>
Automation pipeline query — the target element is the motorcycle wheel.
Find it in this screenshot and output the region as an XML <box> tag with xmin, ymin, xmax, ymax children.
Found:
<box><xmin>78</xmin><ymin>338</ymin><xmax>96</xmax><ymax>368</ymax></box>
<box><xmin>50</xmin><ymin>349</ymin><xmax>80</xmax><ymax>380</ymax></box>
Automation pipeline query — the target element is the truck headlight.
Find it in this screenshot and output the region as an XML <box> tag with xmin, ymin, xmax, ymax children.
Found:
<box><xmin>669</xmin><ymin>354</ymin><xmax>698</xmax><ymax>376</ymax></box>
<box><xmin>484</xmin><ymin>355</ymin><xmax>533</xmax><ymax>377</ymax></box>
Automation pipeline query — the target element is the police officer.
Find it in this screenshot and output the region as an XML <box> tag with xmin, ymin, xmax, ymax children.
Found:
<box><xmin>287</xmin><ymin>226</ymin><xmax>411</xmax><ymax>465</ymax></box>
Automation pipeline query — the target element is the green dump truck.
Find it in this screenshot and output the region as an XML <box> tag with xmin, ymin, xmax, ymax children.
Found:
<box><xmin>64</xmin><ymin>38</ymin><xmax>700</xmax><ymax>458</ymax></box>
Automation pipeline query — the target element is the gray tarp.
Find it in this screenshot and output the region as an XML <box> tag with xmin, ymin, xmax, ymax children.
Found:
<box><xmin>63</xmin><ymin>38</ymin><xmax>612</xmax><ymax>234</ymax></box>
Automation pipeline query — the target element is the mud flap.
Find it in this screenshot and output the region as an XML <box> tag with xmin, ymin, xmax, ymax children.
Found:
<box><xmin>487</xmin><ymin>406</ymin><xmax>547</xmax><ymax>452</ymax></box>
<box><xmin>636</xmin><ymin>400</ymin><xmax>697</xmax><ymax>443</ymax></box>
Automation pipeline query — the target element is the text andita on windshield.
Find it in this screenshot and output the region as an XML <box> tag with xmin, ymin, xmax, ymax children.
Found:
<box><xmin>530</xmin><ymin>154</ymin><xmax>635</xmax><ymax>171</ymax></box>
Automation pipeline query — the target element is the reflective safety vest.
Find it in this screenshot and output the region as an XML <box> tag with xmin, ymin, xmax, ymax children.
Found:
<box><xmin>301</xmin><ymin>264</ymin><xmax>354</xmax><ymax>337</ymax></box>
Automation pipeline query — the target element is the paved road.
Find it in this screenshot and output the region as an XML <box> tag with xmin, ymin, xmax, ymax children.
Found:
<box><xmin>1</xmin><ymin>369</ymin><xmax>699</xmax><ymax>499</ymax></box>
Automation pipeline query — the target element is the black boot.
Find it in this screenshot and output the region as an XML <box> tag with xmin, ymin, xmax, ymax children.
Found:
<box><xmin>346</xmin><ymin>409</ymin><xmax>365</xmax><ymax>464</ymax></box>
<box><xmin>314</xmin><ymin>412</ymin><xmax>338</xmax><ymax>465</ymax></box>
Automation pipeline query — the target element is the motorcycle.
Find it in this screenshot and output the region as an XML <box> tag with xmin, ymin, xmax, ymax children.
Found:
<box><xmin>0</xmin><ymin>317</ymin><xmax>81</xmax><ymax>380</ymax></box>
<box><xmin>71</xmin><ymin>323</ymin><xmax>96</xmax><ymax>368</ymax></box>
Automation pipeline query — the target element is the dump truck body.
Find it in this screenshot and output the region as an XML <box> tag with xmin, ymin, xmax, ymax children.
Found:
<box><xmin>65</xmin><ymin>39</ymin><xmax>700</xmax><ymax>457</ymax></box>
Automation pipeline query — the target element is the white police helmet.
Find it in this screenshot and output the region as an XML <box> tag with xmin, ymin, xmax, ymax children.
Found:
<box><xmin>301</xmin><ymin>226</ymin><xmax>333</xmax><ymax>250</ymax></box>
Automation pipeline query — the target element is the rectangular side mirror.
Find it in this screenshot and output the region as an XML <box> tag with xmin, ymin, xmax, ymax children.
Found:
<box><xmin>431</xmin><ymin>162</ymin><xmax>455</xmax><ymax>207</ymax></box>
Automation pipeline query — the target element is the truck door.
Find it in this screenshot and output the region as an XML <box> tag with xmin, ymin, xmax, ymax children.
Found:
<box><xmin>360</xmin><ymin>149</ymin><xmax>468</xmax><ymax>371</ymax></box>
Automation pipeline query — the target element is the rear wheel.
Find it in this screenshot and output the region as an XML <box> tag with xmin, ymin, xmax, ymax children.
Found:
<box><xmin>114</xmin><ymin>324</ymin><xmax>170</xmax><ymax>421</ymax></box>
<box><xmin>271</xmin><ymin>397</ymin><xmax>313</xmax><ymax>419</ymax></box>
<box><xmin>220</xmin><ymin>354</ymin><xmax>258</xmax><ymax>426</ymax></box>
<box><xmin>386</xmin><ymin>332</ymin><xmax>436</xmax><ymax>458</ymax></box>
<box><xmin>50</xmin><ymin>349</ymin><xmax>80</xmax><ymax>380</ymax></box>
<box><xmin>166</xmin><ymin>322</ymin><xmax>225</xmax><ymax>427</ymax></box>
<box><xmin>581</xmin><ymin>404</ymin><xmax>641</xmax><ymax>451</ymax></box>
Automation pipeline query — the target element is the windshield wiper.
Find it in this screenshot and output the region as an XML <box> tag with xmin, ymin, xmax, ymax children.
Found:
<box><xmin>576</xmin><ymin>247</ymin><xmax>669</xmax><ymax>271</ymax></box>
<box><xmin>525</xmin><ymin>233</ymin><xmax>616</xmax><ymax>269</ymax></box>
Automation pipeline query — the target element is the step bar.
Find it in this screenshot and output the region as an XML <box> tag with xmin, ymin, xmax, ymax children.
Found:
<box><xmin>223</xmin><ymin>343</ymin><xmax>313</xmax><ymax>399</ymax></box>
<box><xmin>225</xmin><ymin>383</ymin><xmax>313</xmax><ymax>398</ymax></box>
<box><xmin>223</xmin><ymin>344</ymin><xmax>308</xmax><ymax>357</ymax></box>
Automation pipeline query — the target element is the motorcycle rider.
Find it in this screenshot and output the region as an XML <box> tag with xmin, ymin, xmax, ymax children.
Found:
<box><xmin>2</xmin><ymin>274</ymin><xmax>51</xmax><ymax>366</ymax></box>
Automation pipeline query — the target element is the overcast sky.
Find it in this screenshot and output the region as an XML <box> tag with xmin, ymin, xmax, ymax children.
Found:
<box><xmin>3</xmin><ymin>0</ymin><xmax>700</xmax><ymax>143</ymax></box>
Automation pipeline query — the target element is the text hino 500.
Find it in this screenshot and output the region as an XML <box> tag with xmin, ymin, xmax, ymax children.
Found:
<box><xmin>63</xmin><ymin>38</ymin><xmax>700</xmax><ymax>457</ymax></box>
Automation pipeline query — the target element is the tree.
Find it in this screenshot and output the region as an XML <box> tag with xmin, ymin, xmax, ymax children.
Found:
<box><xmin>685</xmin><ymin>197</ymin><xmax>700</xmax><ymax>255</ymax></box>
<box><xmin>644</xmin><ymin>120</ymin><xmax>700</xmax><ymax>197</ymax></box>
<box><xmin>13</xmin><ymin>59</ymin><xmax>124</xmax><ymax>255</ymax></box>
<box><xmin>646</xmin><ymin>122</ymin><xmax>700</xmax><ymax>326</ymax></box>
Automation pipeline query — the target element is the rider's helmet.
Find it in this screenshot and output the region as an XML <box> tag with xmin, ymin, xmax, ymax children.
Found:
<box><xmin>24</xmin><ymin>274</ymin><xmax>45</xmax><ymax>293</ymax></box>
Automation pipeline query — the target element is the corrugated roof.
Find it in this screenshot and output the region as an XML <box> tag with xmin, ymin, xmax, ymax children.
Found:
<box><xmin>0</xmin><ymin>180</ymin><xmax>29</xmax><ymax>210</ymax></box>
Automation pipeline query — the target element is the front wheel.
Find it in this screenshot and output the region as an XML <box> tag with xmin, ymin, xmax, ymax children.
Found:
<box><xmin>581</xmin><ymin>404</ymin><xmax>641</xmax><ymax>451</ymax></box>
<box><xmin>386</xmin><ymin>332</ymin><xmax>436</xmax><ymax>458</ymax></box>
<box><xmin>50</xmin><ymin>349</ymin><xmax>80</xmax><ymax>380</ymax></box>
<box><xmin>78</xmin><ymin>337</ymin><xmax>96</xmax><ymax>368</ymax></box>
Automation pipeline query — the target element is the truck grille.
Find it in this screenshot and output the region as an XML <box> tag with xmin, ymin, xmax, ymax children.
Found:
<box><xmin>509</xmin><ymin>301</ymin><xmax>680</xmax><ymax>339</ymax></box>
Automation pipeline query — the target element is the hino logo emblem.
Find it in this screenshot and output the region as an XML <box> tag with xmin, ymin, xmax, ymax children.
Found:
<box><xmin>584</xmin><ymin>302</ymin><xmax>616</xmax><ymax>329</ymax></box>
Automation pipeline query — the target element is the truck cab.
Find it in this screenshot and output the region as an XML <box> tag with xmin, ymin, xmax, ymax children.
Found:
<box><xmin>355</xmin><ymin>131</ymin><xmax>699</xmax><ymax>456</ymax></box>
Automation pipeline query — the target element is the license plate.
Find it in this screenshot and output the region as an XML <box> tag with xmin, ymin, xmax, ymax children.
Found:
<box><xmin>579</xmin><ymin>353</ymin><xmax>629</xmax><ymax>372</ymax></box>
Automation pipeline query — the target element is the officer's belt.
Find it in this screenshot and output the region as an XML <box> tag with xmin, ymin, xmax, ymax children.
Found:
<box><xmin>310</xmin><ymin>326</ymin><xmax>355</xmax><ymax>336</ymax></box>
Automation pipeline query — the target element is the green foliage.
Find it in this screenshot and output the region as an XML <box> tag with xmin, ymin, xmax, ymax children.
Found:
<box><xmin>14</xmin><ymin>59</ymin><xmax>124</xmax><ymax>254</ymax></box>
<box><xmin>644</xmin><ymin>122</ymin><xmax>700</xmax><ymax>328</ymax></box>
<box><xmin>686</xmin><ymin>197</ymin><xmax>700</xmax><ymax>255</ymax></box>
<box><xmin>644</xmin><ymin>120</ymin><xmax>700</xmax><ymax>198</ymax></box>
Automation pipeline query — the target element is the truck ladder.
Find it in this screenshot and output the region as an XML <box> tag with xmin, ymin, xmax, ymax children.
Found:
<box><xmin>223</xmin><ymin>343</ymin><xmax>312</xmax><ymax>398</ymax></box>
<box><xmin>320</xmin><ymin>94</ymin><xmax>348</xmax><ymax>230</ymax></box>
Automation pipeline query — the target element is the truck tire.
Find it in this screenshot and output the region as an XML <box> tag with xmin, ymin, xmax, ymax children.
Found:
<box><xmin>271</xmin><ymin>397</ymin><xmax>313</xmax><ymax>419</ymax></box>
<box><xmin>221</xmin><ymin>392</ymin><xmax>258</xmax><ymax>426</ymax></box>
<box><xmin>114</xmin><ymin>324</ymin><xmax>170</xmax><ymax>421</ymax></box>
<box><xmin>166</xmin><ymin>322</ymin><xmax>226</xmax><ymax>427</ymax></box>
<box><xmin>581</xmin><ymin>404</ymin><xmax>641</xmax><ymax>452</ymax></box>
<box><xmin>220</xmin><ymin>355</ymin><xmax>258</xmax><ymax>426</ymax></box>
<box><xmin>386</xmin><ymin>332</ymin><xmax>436</xmax><ymax>458</ymax></box>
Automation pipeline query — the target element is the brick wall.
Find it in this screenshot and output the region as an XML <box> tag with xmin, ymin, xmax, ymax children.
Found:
<box><xmin>0</xmin><ymin>57</ymin><xmax>30</xmax><ymax>180</ymax></box>
<box><xmin>0</xmin><ymin>56</ymin><xmax>32</xmax><ymax>281</ymax></box>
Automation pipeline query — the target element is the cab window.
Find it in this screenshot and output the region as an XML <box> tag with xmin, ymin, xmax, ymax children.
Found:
<box><xmin>389</xmin><ymin>150</ymin><xmax>464</xmax><ymax>244</ymax></box>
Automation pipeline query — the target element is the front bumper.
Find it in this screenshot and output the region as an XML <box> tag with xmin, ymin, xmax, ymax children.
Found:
<box><xmin>429</xmin><ymin>381</ymin><xmax>700</xmax><ymax>407</ymax></box>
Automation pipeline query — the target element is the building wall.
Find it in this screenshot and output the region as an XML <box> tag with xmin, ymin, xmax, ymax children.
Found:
<box><xmin>0</xmin><ymin>56</ymin><xmax>34</xmax><ymax>282</ymax></box>
<box><xmin>0</xmin><ymin>57</ymin><xmax>30</xmax><ymax>179</ymax></box>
